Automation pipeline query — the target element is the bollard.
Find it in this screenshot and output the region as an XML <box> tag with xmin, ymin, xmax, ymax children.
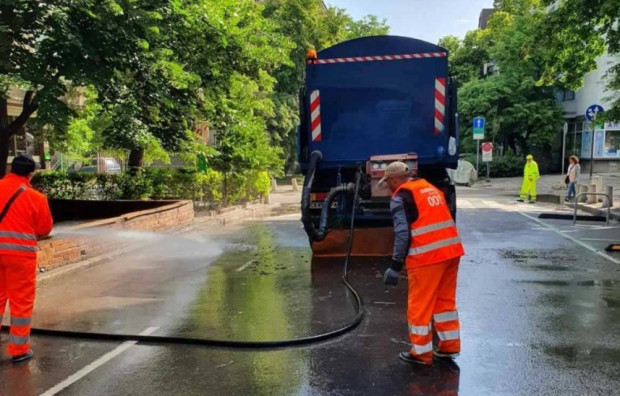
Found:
<box><xmin>592</xmin><ymin>176</ymin><xmax>603</xmax><ymax>199</ymax></box>
<box><xmin>588</xmin><ymin>184</ymin><xmax>597</xmax><ymax>204</ymax></box>
<box><xmin>577</xmin><ymin>185</ymin><xmax>588</xmax><ymax>203</ymax></box>
<box><xmin>271</xmin><ymin>178</ymin><xmax>278</xmax><ymax>193</ymax></box>
<box><xmin>606</xmin><ymin>185</ymin><xmax>614</xmax><ymax>208</ymax></box>
<box><xmin>292</xmin><ymin>178</ymin><xmax>299</xmax><ymax>192</ymax></box>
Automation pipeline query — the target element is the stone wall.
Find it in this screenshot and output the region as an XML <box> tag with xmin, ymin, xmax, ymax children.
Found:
<box><xmin>37</xmin><ymin>200</ymin><xmax>194</xmax><ymax>272</ymax></box>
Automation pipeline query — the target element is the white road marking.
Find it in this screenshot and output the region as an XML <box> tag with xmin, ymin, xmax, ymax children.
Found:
<box><xmin>457</xmin><ymin>199</ymin><xmax>474</xmax><ymax>209</ymax></box>
<box><xmin>236</xmin><ymin>260</ymin><xmax>256</xmax><ymax>272</ymax></box>
<box><xmin>40</xmin><ymin>326</ymin><xmax>159</xmax><ymax>396</ymax></box>
<box><xmin>482</xmin><ymin>200</ymin><xmax>503</xmax><ymax>208</ymax></box>
<box><xmin>581</xmin><ymin>238</ymin><xmax>620</xmax><ymax>242</ymax></box>
<box><xmin>518</xmin><ymin>212</ymin><xmax>620</xmax><ymax>265</ymax></box>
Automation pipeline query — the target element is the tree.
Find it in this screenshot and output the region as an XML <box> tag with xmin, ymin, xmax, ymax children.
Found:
<box><xmin>539</xmin><ymin>0</ymin><xmax>619</xmax><ymax>120</ymax></box>
<box><xmin>0</xmin><ymin>0</ymin><xmax>201</xmax><ymax>176</ymax></box>
<box><xmin>441</xmin><ymin>6</ymin><xmax>564</xmax><ymax>161</ymax></box>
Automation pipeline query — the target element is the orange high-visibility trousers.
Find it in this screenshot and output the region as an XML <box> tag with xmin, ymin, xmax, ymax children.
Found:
<box><xmin>406</xmin><ymin>257</ymin><xmax>461</xmax><ymax>364</ymax></box>
<box><xmin>0</xmin><ymin>255</ymin><xmax>36</xmax><ymax>357</ymax></box>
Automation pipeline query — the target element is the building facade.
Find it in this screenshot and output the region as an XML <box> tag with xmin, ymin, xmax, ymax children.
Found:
<box><xmin>559</xmin><ymin>53</ymin><xmax>620</xmax><ymax>173</ymax></box>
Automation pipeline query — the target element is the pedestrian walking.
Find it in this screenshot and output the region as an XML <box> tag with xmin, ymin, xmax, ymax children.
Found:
<box><xmin>380</xmin><ymin>161</ymin><xmax>464</xmax><ymax>366</ymax></box>
<box><xmin>0</xmin><ymin>155</ymin><xmax>53</xmax><ymax>363</ymax></box>
<box><xmin>565</xmin><ymin>156</ymin><xmax>581</xmax><ymax>202</ymax></box>
<box><xmin>517</xmin><ymin>154</ymin><xmax>539</xmax><ymax>203</ymax></box>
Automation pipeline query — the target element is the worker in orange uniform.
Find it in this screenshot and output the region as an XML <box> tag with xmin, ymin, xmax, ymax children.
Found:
<box><xmin>380</xmin><ymin>161</ymin><xmax>464</xmax><ymax>366</ymax></box>
<box><xmin>0</xmin><ymin>155</ymin><xmax>53</xmax><ymax>363</ymax></box>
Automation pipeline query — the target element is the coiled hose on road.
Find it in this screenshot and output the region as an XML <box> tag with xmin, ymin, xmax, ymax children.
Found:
<box><xmin>1</xmin><ymin>172</ymin><xmax>366</xmax><ymax>349</ymax></box>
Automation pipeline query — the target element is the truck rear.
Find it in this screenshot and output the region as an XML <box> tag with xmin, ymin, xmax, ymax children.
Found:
<box><xmin>299</xmin><ymin>36</ymin><xmax>459</xmax><ymax>257</ymax></box>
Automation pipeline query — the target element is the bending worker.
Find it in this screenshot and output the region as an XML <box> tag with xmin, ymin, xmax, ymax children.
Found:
<box><xmin>0</xmin><ymin>155</ymin><xmax>53</xmax><ymax>363</ymax></box>
<box><xmin>381</xmin><ymin>161</ymin><xmax>464</xmax><ymax>366</ymax></box>
<box><xmin>518</xmin><ymin>154</ymin><xmax>539</xmax><ymax>203</ymax></box>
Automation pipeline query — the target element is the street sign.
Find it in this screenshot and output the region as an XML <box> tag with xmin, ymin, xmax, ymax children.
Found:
<box><xmin>586</xmin><ymin>104</ymin><xmax>604</xmax><ymax>121</ymax></box>
<box><xmin>482</xmin><ymin>142</ymin><xmax>493</xmax><ymax>162</ymax></box>
<box><xmin>473</xmin><ymin>117</ymin><xmax>485</xmax><ymax>140</ymax></box>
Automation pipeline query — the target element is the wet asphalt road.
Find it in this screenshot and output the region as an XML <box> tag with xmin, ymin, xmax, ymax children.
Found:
<box><xmin>1</xmin><ymin>188</ymin><xmax>620</xmax><ymax>395</ymax></box>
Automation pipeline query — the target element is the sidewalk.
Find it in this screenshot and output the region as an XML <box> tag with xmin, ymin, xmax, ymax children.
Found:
<box><xmin>469</xmin><ymin>173</ymin><xmax>620</xmax><ymax>219</ymax></box>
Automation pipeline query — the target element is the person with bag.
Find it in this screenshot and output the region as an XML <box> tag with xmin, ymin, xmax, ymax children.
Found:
<box><xmin>0</xmin><ymin>155</ymin><xmax>53</xmax><ymax>363</ymax></box>
<box><xmin>565</xmin><ymin>156</ymin><xmax>581</xmax><ymax>202</ymax></box>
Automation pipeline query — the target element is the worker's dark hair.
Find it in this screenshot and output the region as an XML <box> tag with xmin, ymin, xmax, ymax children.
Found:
<box><xmin>11</xmin><ymin>155</ymin><xmax>37</xmax><ymax>176</ymax></box>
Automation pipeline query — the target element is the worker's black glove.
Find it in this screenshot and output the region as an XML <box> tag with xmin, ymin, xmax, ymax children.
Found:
<box><xmin>383</xmin><ymin>267</ymin><xmax>400</xmax><ymax>286</ymax></box>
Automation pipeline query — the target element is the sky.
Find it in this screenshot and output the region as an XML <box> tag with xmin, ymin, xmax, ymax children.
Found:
<box><xmin>326</xmin><ymin>0</ymin><xmax>495</xmax><ymax>44</ymax></box>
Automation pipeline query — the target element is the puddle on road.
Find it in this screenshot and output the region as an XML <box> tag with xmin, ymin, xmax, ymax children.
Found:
<box><xmin>519</xmin><ymin>279</ymin><xmax>620</xmax><ymax>289</ymax></box>
<box><xmin>175</xmin><ymin>223</ymin><xmax>357</xmax><ymax>342</ymax></box>
<box><xmin>543</xmin><ymin>345</ymin><xmax>620</xmax><ymax>364</ymax></box>
<box><xmin>501</xmin><ymin>249</ymin><xmax>577</xmax><ymax>272</ymax></box>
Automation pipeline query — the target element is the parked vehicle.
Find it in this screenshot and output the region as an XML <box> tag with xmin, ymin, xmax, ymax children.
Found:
<box><xmin>68</xmin><ymin>157</ymin><xmax>122</xmax><ymax>174</ymax></box>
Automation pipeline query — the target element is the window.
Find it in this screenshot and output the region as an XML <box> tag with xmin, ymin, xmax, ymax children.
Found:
<box><xmin>604</xmin><ymin>130</ymin><xmax>620</xmax><ymax>158</ymax></box>
<box><xmin>563</xmin><ymin>90</ymin><xmax>575</xmax><ymax>101</ymax></box>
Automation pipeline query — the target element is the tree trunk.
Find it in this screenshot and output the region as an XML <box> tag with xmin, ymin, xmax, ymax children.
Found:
<box><xmin>0</xmin><ymin>97</ymin><xmax>10</xmax><ymax>178</ymax></box>
<box><xmin>128</xmin><ymin>148</ymin><xmax>144</xmax><ymax>175</ymax></box>
<box><xmin>223</xmin><ymin>174</ymin><xmax>228</xmax><ymax>207</ymax></box>
<box><xmin>0</xmin><ymin>130</ymin><xmax>10</xmax><ymax>178</ymax></box>
<box><xmin>0</xmin><ymin>92</ymin><xmax>38</xmax><ymax>177</ymax></box>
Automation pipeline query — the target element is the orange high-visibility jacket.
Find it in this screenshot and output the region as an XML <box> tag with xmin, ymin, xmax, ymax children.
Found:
<box><xmin>394</xmin><ymin>179</ymin><xmax>464</xmax><ymax>268</ymax></box>
<box><xmin>0</xmin><ymin>174</ymin><xmax>53</xmax><ymax>258</ymax></box>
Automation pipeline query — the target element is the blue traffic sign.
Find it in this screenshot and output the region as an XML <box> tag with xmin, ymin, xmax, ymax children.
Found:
<box><xmin>473</xmin><ymin>117</ymin><xmax>485</xmax><ymax>140</ymax></box>
<box><xmin>586</xmin><ymin>104</ymin><xmax>604</xmax><ymax>121</ymax></box>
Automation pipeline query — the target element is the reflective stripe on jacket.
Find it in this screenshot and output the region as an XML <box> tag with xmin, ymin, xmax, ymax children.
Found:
<box><xmin>0</xmin><ymin>174</ymin><xmax>53</xmax><ymax>258</ymax></box>
<box><xmin>394</xmin><ymin>179</ymin><xmax>464</xmax><ymax>268</ymax></box>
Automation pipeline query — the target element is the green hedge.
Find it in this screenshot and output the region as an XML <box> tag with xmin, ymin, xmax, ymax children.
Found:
<box><xmin>31</xmin><ymin>169</ymin><xmax>271</xmax><ymax>207</ymax></box>
<box><xmin>461</xmin><ymin>153</ymin><xmax>523</xmax><ymax>178</ymax></box>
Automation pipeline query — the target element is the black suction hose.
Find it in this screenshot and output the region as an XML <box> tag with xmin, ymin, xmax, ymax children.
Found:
<box><xmin>1</xmin><ymin>172</ymin><xmax>366</xmax><ymax>350</ymax></box>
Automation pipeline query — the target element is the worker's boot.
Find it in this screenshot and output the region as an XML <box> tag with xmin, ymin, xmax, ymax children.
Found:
<box><xmin>12</xmin><ymin>349</ymin><xmax>34</xmax><ymax>363</ymax></box>
<box><xmin>433</xmin><ymin>350</ymin><xmax>459</xmax><ymax>360</ymax></box>
<box><xmin>399</xmin><ymin>351</ymin><xmax>432</xmax><ymax>366</ymax></box>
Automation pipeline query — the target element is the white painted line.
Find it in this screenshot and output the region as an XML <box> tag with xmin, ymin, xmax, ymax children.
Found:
<box><xmin>40</xmin><ymin>326</ymin><xmax>159</xmax><ymax>396</ymax></box>
<box><xmin>518</xmin><ymin>212</ymin><xmax>620</xmax><ymax>265</ymax></box>
<box><xmin>581</xmin><ymin>238</ymin><xmax>620</xmax><ymax>242</ymax></box>
<box><xmin>482</xmin><ymin>200</ymin><xmax>502</xmax><ymax>208</ymax></box>
<box><xmin>236</xmin><ymin>260</ymin><xmax>256</xmax><ymax>272</ymax></box>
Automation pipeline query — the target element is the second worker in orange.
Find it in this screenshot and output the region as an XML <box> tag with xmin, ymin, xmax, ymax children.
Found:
<box><xmin>381</xmin><ymin>161</ymin><xmax>464</xmax><ymax>366</ymax></box>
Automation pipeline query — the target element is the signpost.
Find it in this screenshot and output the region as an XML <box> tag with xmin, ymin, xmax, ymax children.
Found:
<box><xmin>481</xmin><ymin>142</ymin><xmax>493</xmax><ymax>182</ymax></box>
<box><xmin>586</xmin><ymin>104</ymin><xmax>604</xmax><ymax>178</ymax></box>
<box><xmin>562</xmin><ymin>122</ymin><xmax>568</xmax><ymax>174</ymax></box>
<box><xmin>473</xmin><ymin>117</ymin><xmax>485</xmax><ymax>172</ymax></box>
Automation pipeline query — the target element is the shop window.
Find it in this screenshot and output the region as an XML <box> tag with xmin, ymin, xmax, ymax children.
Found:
<box><xmin>604</xmin><ymin>130</ymin><xmax>620</xmax><ymax>158</ymax></box>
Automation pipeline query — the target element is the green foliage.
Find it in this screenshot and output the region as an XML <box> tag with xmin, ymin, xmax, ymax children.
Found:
<box><xmin>32</xmin><ymin>168</ymin><xmax>268</xmax><ymax>207</ymax></box>
<box><xmin>1</xmin><ymin>0</ymin><xmax>388</xmax><ymax>178</ymax></box>
<box><xmin>540</xmin><ymin>0</ymin><xmax>620</xmax><ymax>121</ymax></box>
<box><xmin>441</xmin><ymin>5</ymin><xmax>564</xmax><ymax>158</ymax></box>
<box><xmin>461</xmin><ymin>152</ymin><xmax>524</xmax><ymax>177</ymax></box>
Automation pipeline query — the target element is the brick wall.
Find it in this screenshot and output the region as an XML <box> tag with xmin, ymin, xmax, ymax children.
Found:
<box><xmin>38</xmin><ymin>200</ymin><xmax>194</xmax><ymax>272</ymax></box>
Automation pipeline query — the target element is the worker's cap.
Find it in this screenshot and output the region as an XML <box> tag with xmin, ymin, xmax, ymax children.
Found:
<box><xmin>379</xmin><ymin>161</ymin><xmax>410</xmax><ymax>184</ymax></box>
<box><xmin>526</xmin><ymin>154</ymin><xmax>533</xmax><ymax>160</ymax></box>
<box><xmin>11</xmin><ymin>154</ymin><xmax>41</xmax><ymax>175</ymax></box>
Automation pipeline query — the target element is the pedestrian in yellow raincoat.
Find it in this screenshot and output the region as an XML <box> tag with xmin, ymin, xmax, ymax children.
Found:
<box><xmin>518</xmin><ymin>154</ymin><xmax>539</xmax><ymax>203</ymax></box>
